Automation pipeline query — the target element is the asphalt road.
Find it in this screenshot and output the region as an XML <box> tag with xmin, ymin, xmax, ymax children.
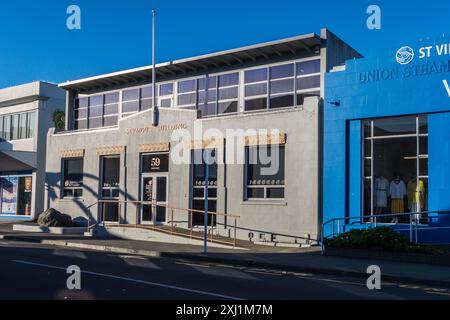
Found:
<box><xmin>0</xmin><ymin>239</ymin><xmax>449</xmax><ymax>300</ymax></box>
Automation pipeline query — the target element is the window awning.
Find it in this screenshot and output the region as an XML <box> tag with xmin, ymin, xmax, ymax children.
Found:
<box><xmin>0</xmin><ymin>151</ymin><xmax>36</xmax><ymax>171</ymax></box>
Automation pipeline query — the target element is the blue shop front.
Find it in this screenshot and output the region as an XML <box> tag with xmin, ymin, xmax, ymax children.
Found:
<box><xmin>324</xmin><ymin>36</ymin><xmax>450</xmax><ymax>244</ymax></box>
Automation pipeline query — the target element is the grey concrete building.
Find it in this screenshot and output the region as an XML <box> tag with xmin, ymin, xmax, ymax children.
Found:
<box><xmin>0</xmin><ymin>81</ymin><xmax>65</xmax><ymax>221</ymax></box>
<box><xmin>46</xmin><ymin>29</ymin><xmax>360</xmax><ymax>244</ymax></box>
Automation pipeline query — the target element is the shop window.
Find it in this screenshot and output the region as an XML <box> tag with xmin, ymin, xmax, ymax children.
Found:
<box><xmin>191</xmin><ymin>149</ymin><xmax>218</xmax><ymax>226</ymax></box>
<box><xmin>363</xmin><ymin>115</ymin><xmax>428</xmax><ymax>224</ymax></box>
<box><xmin>245</xmin><ymin>145</ymin><xmax>285</xmax><ymax>200</ymax></box>
<box><xmin>62</xmin><ymin>158</ymin><xmax>84</xmax><ymax>198</ymax></box>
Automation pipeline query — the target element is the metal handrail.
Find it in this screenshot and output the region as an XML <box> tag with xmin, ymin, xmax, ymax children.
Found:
<box><xmin>85</xmin><ymin>199</ymin><xmax>240</xmax><ymax>247</ymax></box>
<box><xmin>320</xmin><ymin>210</ymin><xmax>450</xmax><ymax>254</ymax></box>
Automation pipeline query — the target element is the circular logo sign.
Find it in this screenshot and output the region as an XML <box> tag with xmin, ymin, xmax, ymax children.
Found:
<box><xmin>396</xmin><ymin>46</ymin><xmax>415</xmax><ymax>65</ymax></box>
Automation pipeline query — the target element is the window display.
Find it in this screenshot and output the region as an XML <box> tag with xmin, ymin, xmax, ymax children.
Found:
<box><xmin>363</xmin><ymin>115</ymin><xmax>428</xmax><ymax>224</ymax></box>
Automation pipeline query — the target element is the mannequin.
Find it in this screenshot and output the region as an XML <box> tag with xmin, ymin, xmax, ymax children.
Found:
<box><xmin>389</xmin><ymin>175</ymin><xmax>406</xmax><ymax>223</ymax></box>
<box><xmin>374</xmin><ymin>175</ymin><xmax>389</xmax><ymax>214</ymax></box>
<box><xmin>407</xmin><ymin>175</ymin><xmax>425</xmax><ymax>222</ymax></box>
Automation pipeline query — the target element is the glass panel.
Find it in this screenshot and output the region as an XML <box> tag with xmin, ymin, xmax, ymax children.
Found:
<box><xmin>419</xmin><ymin>157</ymin><xmax>428</xmax><ymax>176</ymax></box>
<box><xmin>75</xmin><ymin>108</ymin><xmax>88</xmax><ymax>119</ymax></box>
<box><xmin>297</xmin><ymin>60</ymin><xmax>320</xmax><ymax>75</ymax></box>
<box><xmin>77</xmin><ymin>97</ymin><xmax>89</xmax><ymax>108</ymax></box>
<box><xmin>245</xmin><ymin>98</ymin><xmax>267</xmax><ymax>111</ymax></box>
<box><xmin>247</xmin><ymin>188</ymin><xmax>265</xmax><ymax>199</ymax></box>
<box><xmin>270</xmin><ymin>64</ymin><xmax>294</xmax><ymax>79</ymax></box>
<box><xmin>75</xmin><ymin>119</ymin><xmax>87</xmax><ymax>130</ymax></box>
<box><xmin>104</xmin><ymin>104</ymin><xmax>118</xmax><ymax>115</ymax></box>
<box><xmin>364</xmin><ymin>159</ymin><xmax>371</xmax><ymax>178</ymax></box>
<box><xmin>178</xmin><ymin>79</ymin><xmax>196</xmax><ymax>93</ymax></box>
<box><xmin>419</xmin><ymin>136</ymin><xmax>428</xmax><ymax>155</ymax></box>
<box><xmin>142</xmin><ymin>177</ymin><xmax>153</xmax><ymax>222</ymax></box>
<box><xmin>364</xmin><ymin>139</ymin><xmax>372</xmax><ymax>158</ymax></box>
<box><xmin>141</xmin><ymin>98</ymin><xmax>152</xmax><ymax>110</ymax></box>
<box><xmin>178</xmin><ymin>93</ymin><xmax>197</xmax><ymax>106</ymax></box>
<box><xmin>373</xmin><ymin>116</ymin><xmax>417</xmax><ymax>136</ymax></box>
<box><xmin>198</xmin><ymin>90</ymin><xmax>217</xmax><ymax>104</ymax></box>
<box><xmin>193</xmin><ymin>188</ymin><xmax>204</xmax><ymax>198</ymax></box>
<box><xmin>159</xmin><ymin>83</ymin><xmax>173</xmax><ymax>96</ymax></box>
<box><xmin>17</xmin><ymin>176</ymin><xmax>32</xmax><ymax>216</ymax></box>
<box><xmin>270</xmin><ymin>79</ymin><xmax>294</xmax><ymax>94</ymax></box>
<box><xmin>122</xmin><ymin>101</ymin><xmax>140</xmax><ymax>113</ymax></box>
<box><xmin>141</xmin><ymin>86</ymin><xmax>153</xmax><ymax>99</ymax></box>
<box><xmin>123</xmin><ymin>89</ymin><xmax>140</xmax><ymax>101</ymax></box>
<box><xmin>267</xmin><ymin>187</ymin><xmax>284</xmax><ymax>199</ymax></box>
<box><xmin>245</xmin><ymin>83</ymin><xmax>267</xmax><ymax>97</ymax></box>
<box><xmin>218</xmin><ymin>101</ymin><xmax>237</xmax><ymax>114</ymax></box>
<box><xmin>245</xmin><ymin>68</ymin><xmax>268</xmax><ymax>83</ymax></box>
<box><xmin>27</xmin><ymin>112</ymin><xmax>35</xmax><ymax>137</ymax></box>
<box><xmin>88</xmin><ymin>117</ymin><xmax>103</xmax><ymax>129</ymax></box>
<box><xmin>3</xmin><ymin>115</ymin><xmax>11</xmax><ymax>140</ymax></box>
<box><xmin>102</xmin><ymin>157</ymin><xmax>120</xmax><ymax>189</ymax></box>
<box><xmin>103</xmin><ymin>202</ymin><xmax>119</xmax><ymax>222</ymax></box>
<box><xmin>270</xmin><ymin>95</ymin><xmax>294</xmax><ymax>109</ymax></box>
<box><xmin>156</xmin><ymin>177</ymin><xmax>167</xmax><ymax>202</ymax></box>
<box><xmin>419</xmin><ymin>114</ymin><xmax>428</xmax><ymax>134</ymax></box>
<box><xmin>11</xmin><ymin>114</ymin><xmax>19</xmax><ymax>140</ymax></box>
<box><xmin>218</xmin><ymin>73</ymin><xmax>239</xmax><ymax>87</ymax></box>
<box><xmin>89</xmin><ymin>105</ymin><xmax>103</xmax><ymax>117</ymax></box>
<box><xmin>208</xmin><ymin>188</ymin><xmax>217</xmax><ymax>198</ymax></box>
<box><xmin>18</xmin><ymin>113</ymin><xmax>27</xmax><ymax>139</ymax></box>
<box><xmin>105</xmin><ymin>92</ymin><xmax>119</xmax><ymax>104</ymax></box>
<box><xmin>198</xmin><ymin>103</ymin><xmax>216</xmax><ymax>117</ymax></box>
<box><xmin>363</xmin><ymin>120</ymin><xmax>372</xmax><ymax>138</ymax></box>
<box><xmin>0</xmin><ymin>116</ymin><xmax>3</xmax><ymax>141</ymax></box>
<box><xmin>218</xmin><ymin>87</ymin><xmax>238</xmax><ymax>100</ymax></box>
<box><xmin>160</xmin><ymin>98</ymin><xmax>172</xmax><ymax>108</ymax></box>
<box><xmin>296</xmin><ymin>75</ymin><xmax>321</xmax><ymax>90</ymax></box>
<box><xmin>89</xmin><ymin>95</ymin><xmax>103</xmax><ymax>106</ymax></box>
<box><xmin>363</xmin><ymin>178</ymin><xmax>372</xmax><ymax>217</ymax></box>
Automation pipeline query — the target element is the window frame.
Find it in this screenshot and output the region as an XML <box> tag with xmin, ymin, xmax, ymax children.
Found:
<box><xmin>61</xmin><ymin>157</ymin><xmax>84</xmax><ymax>199</ymax></box>
<box><xmin>244</xmin><ymin>145</ymin><xmax>286</xmax><ymax>201</ymax></box>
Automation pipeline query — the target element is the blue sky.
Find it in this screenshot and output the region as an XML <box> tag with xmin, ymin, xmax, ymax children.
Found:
<box><xmin>0</xmin><ymin>0</ymin><xmax>448</xmax><ymax>88</ymax></box>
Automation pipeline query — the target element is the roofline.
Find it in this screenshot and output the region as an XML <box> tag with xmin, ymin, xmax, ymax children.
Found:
<box><xmin>59</xmin><ymin>32</ymin><xmax>321</xmax><ymax>89</ymax></box>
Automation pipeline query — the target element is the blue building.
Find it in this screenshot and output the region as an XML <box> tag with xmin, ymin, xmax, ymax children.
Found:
<box><xmin>324</xmin><ymin>36</ymin><xmax>450</xmax><ymax>244</ymax></box>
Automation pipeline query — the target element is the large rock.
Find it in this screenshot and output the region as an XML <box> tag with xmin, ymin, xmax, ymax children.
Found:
<box><xmin>37</xmin><ymin>208</ymin><xmax>73</xmax><ymax>227</ymax></box>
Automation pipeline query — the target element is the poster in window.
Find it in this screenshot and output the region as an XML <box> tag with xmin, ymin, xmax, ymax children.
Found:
<box><xmin>24</xmin><ymin>176</ymin><xmax>32</xmax><ymax>193</ymax></box>
<box><xmin>1</xmin><ymin>177</ymin><xmax>18</xmax><ymax>215</ymax></box>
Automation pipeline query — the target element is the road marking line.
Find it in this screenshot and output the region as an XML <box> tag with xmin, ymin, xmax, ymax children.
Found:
<box><xmin>12</xmin><ymin>259</ymin><xmax>243</xmax><ymax>300</ymax></box>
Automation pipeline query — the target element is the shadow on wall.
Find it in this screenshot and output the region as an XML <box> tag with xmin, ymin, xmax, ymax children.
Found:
<box><xmin>44</xmin><ymin>170</ymin><xmax>313</xmax><ymax>243</ymax></box>
<box><xmin>45</xmin><ymin>171</ymin><xmax>137</xmax><ymax>227</ymax></box>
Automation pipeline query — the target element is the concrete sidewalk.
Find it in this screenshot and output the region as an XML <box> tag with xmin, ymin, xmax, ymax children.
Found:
<box><xmin>1</xmin><ymin>224</ymin><xmax>450</xmax><ymax>288</ymax></box>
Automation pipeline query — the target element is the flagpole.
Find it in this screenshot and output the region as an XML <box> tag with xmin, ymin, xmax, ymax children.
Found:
<box><xmin>152</xmin><ymin>9</ymin><xmax>159</xmax><ymax>127</ymax></box>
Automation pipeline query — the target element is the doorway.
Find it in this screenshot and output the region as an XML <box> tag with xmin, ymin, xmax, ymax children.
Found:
<box><xmin>140</xmin><ymin>174</ymin><xmax>168</xmax><ymax>225</ymax></box>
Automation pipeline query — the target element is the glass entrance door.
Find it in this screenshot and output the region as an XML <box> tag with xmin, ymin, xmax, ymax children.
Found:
<box><xmin>141</xmin><ymin>175</ymin><xmax>168</xmax><ymax>224</ymax></box>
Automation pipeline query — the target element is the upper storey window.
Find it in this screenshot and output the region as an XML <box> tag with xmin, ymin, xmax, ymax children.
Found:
<box><xmin>244</xmin><ymin>59</ymin><xmax>320</xmax><ymax>111</ymax></box>
<box><xmin>0</xmin><ymin>111</ymin><xmax>36</xmax><ymax>142</ymax></box>
<box><xmin>74</xmin><ymin>92</ymin><xmax>119</xmax><ymax>130</ymax></box>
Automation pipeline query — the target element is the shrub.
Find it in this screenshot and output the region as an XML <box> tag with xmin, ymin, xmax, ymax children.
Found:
<box><xmin>325</xmin><ymin>227</ymin><xmax>443</xmax><ymax>255</ymax></box>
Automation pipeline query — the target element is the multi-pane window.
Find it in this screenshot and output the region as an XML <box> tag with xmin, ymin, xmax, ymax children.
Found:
<box><xmin>244</xmin><ymin>59</ymin><xmax>320</xmax><ymax>111</ymax></box>
<box><xmin>245</xmin><ymin>145</ymin><xmax>285</xmax><ymax>200</ymax></box>
<box><xmin>88</xmin><ymin>94</ymin><xmax>104</xmax><ymax>129</ymax></box>
<box><xmin>159</xmin><ymin>83</ymin><xmax>174</xmax><ymax>108</ymax></box>
<box><xmin>103</xmin><ymin>92</ymin><xmax>119</xmax><ymax>127</ymax></box>
<box><xmin>100</xmin><ymin>156</ymin><xmax>120</xmax><ymax>223</ymax></box>
<box><xmin>197</xmin><ymin>73</ymin><xmax>239</xmax><ymax>117</ymax></box>
<box><xmin>0</xmin><ymin>112</ymin><xmax>36</xmax><ymax>141</ymax></box>
<box><xmin>74</xmin><ymin>97</ymin><xmax>88</xmax><ymax>130</ymax></box>
<box><xmin>191</xmin><ymin>149</ymin><xmax>218</xmax><ymax>226</ymax></box>
<box><xmin>122</xmin><ymin>88</ymin><xmax>140</xmax><ymax>116</ymax></box>
<box><xmin>296</xmin><ymin>59</ymin><xmax>321</xmax><ymax>103</ymax></box>
<box><xmin>62</xmin><ymin>158</ymin><xmax>84</xmax><ymax>198</ymax></box>
<box><xmin>177</xmin><ymin>79</ymin><xmax>197</xmax><ymax>109</ymax></box>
